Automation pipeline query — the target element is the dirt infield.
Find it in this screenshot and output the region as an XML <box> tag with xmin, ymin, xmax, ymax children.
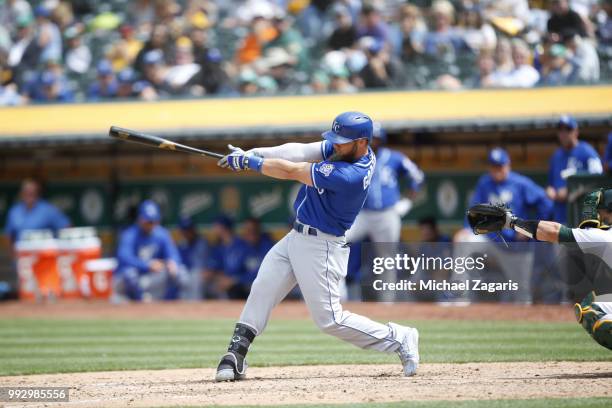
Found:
<box><xmin>0</xmin><ymin>300</ymin><xmax>575</xmax><ymax>322</ymax></box>
<box><xmin>1</xmin><ymin>362</ymin><xmax>610</xmax><ymax>407</ymax></box>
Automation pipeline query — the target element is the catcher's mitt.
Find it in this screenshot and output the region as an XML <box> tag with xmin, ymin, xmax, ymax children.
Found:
<box><xmin>466</xmin><ymin>203</ymin><xmax>511</xmax><ymax>235</ymax></box>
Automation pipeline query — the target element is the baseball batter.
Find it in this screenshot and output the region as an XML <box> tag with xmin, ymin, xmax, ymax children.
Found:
<box><xmin>214</xmin><ymin>111</ymin><xmax>420</xmax><ymax>381</ymax></box>
<box><xmin>467</xmin><ymin>188</ymin><xmax>612</xmax><ymax>350</ymax></box>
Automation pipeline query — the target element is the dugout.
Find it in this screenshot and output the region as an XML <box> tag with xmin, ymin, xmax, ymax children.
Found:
<box><xmin>1</xmin><ymin>86</ymin><xmax>611</xmax><ymax>287</ymax></box>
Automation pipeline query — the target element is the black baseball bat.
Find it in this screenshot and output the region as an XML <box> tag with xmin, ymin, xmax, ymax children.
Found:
<box><xmin>109</xmin><ymin>126</ymin><xmax>224</xmax><ymax>159</ymax></box>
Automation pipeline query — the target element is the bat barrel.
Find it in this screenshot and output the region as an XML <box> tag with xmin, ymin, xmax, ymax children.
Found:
<box><xmin>108</xmin><ymin>126</ymin><xmax>223</xmax><ymax>159</ymax></box>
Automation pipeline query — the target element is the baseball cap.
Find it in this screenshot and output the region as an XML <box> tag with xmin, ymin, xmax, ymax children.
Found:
<box><xmin>117</xmin><ymin>68</ymin><xmax>135</xmax><ymax>83</ymax></box>
<box><xmin>488</xmin><ymin>148</ymin><xmax>510</xmax><ymax>166</ymax></box>
<box><xmin>97</xmin><ymin>59</ymin><xmax>113</xmax><ymax>76</ymax></box>
<box><xmin>138</xmin><ymin>200</ymin><xmax>161</xmax><ymax>222</ymax></box>
<box><xmin>40</xmin><ymin>71</ymin><xmax>57</xmax><ymax>86</ymax></box>
<box><xmin>179</xmin><ymin>216</ymin><xmax>195</xmax><ymax>230</ymax></box>
<box><xmin>213</xmin><ymin>214</ymin><xmax>234</xmax><ymax>230</ymax></box>
<box><xmin>143</xmin><ymin>50</ymin><xmax>163</xmax><ymax>65</ymax></box>
<box><xmin>558</xmin><ymin>115</ymin><xmax>578</xmax><ymax>130</ymax></box>
<box><xmin>34</xmin><ymin>5</ymin><xmax>50</xmax><ymax>18</ymax></box>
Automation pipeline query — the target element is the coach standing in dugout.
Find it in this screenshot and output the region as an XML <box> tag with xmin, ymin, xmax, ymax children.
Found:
<box><xmin>547</xmin><ymin>115</ymin><xmax>603</xmax><ymax>223</ymax></box>
<box><xmin>345</xmin><ymin>122</ymin><xmax>424</xmax><ymax>300</ymax></box>
<box><xmin>4</xmin><ymin>178</ymin><xmax>70</xmax><ymax>248</ymax></box>
<box><xmin>455</xmin><ymin>147</ymin><xmax>553</xmax><ymax>303</ymax></box>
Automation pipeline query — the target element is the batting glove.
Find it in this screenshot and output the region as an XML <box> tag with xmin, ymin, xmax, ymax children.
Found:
<box><xmin>218</xmin><ymin>144</ymin><xmax>245</xmax><ymax>170</ymax></box>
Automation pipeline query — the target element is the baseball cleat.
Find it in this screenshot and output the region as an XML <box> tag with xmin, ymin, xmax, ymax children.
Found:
<box><xmin>390</xmin><ymin>323</ymin><xmax>420</xmax><ymax>377</ymax></box>
<box><xmin>214</xmin><ymin>352</ymin><xmax>247</xmax><ymax>382</ymax></box>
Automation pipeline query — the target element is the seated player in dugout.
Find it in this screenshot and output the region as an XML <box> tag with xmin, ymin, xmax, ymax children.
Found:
<box><xmin>467</xmin><ymin>189</ymin><xmax>612</xmax><ymax>351</ymax></box>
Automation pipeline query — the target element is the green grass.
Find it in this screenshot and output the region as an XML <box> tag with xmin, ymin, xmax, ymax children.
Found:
<box><xmin>0</xmin><ymin>319</ymin><xmax>610</xmax><ymax>376</ymax></box>
<box><xmin>200</xmin><ymin>399</ymin><xmax>612</xmax><ymax>408</ymax></box>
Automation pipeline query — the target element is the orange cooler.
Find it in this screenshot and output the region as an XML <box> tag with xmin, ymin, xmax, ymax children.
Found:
<box><xmin>15</xmin><ymin>231</ymin><xmax>60</xmax><ymax>301</ymax></box>
<box><xmin>83</xmin><ymin>258</ymin><xmax>116</xmax><ymax>299</ymax></box>
<box><xmin>57</xmin><ymin>228</ymin><xmax>102</xmax><ymax>298</ymax></box>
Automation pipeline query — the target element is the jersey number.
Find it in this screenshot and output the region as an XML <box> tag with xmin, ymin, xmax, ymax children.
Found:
<box><xmin>363</xmin><ymin>167</ymin><xmax>373</xmax><ymax>190</ymax></box>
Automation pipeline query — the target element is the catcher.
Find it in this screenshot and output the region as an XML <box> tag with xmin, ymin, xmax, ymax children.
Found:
<box><xmin>467</xmin><ymin>189</ymin><xmax>612</xmax><ymax>350</ymax></box>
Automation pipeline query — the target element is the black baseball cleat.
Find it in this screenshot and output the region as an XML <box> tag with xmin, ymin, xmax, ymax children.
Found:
<box><xmin>214</xmin><ymin>351</ymin><xmax>247</xmax><ymax>382</ymax></box>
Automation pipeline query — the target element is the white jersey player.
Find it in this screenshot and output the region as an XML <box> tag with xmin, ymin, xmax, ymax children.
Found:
<box><xmin>214</xmin><ymin>111</ymin><xmax>420</xmax><ymax>381</ymax></box>
<box><xmin>495</xmin><ymin>188</ymin><xmax>612</xmax><ymax>350</ymax></box>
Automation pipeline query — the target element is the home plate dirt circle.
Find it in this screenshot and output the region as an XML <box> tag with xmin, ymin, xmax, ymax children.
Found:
<box><xmin>2</xmin><ymin>362</ymin><xmax>611</xmax><ymax>407</ymax></box>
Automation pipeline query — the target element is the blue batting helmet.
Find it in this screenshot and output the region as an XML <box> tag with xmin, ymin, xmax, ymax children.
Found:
<box><xmin>322</xmin><ymin>111</ymin><xmax>373</xmax><ymax>144</ymax></box>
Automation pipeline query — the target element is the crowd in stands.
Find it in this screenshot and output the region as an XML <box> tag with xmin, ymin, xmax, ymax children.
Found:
<box><xmin>0</xmin><ymin>0</ymin><xmax>611</xmax><ymax>105</ymax></box>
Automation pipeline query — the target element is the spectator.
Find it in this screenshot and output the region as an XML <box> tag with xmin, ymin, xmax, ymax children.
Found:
<box><xmin>134</xmin><ymin>24</ymin><xmax>171</xmax><ymax>74</ymax></box>
<box><xmin>547</xmin><ymin>115</ymin><xmax>603</xmax><ymax>223</ymax></box>
<box><xmin>598</xmin><ymin>0</ymin><xmax>612</xmax><ymax>47</ymax></box>
<box><xmin>164</xmin><ymin>36</ymin><xmax>201</xmax><ymax>96</ymax></box>
<box><xmin>235</xmin><ymin>13</ymin><xmax>277</xmax><ymax>66</ymax></box>
<box><xmin>358</xmin><ymin>38</ymin><xmax>405</xmax><ymax>88</ymax></box>
<box><xmin>257</xmin><ymin>47</ymin><xmax>298</xmax><ymax>92</ymax></box>
<box><xmin>356</xmin><ymin>4</ymin><xmax>390</xmax><ymax>46</ymax></box>
<box><xmin>176</xmin><ymin>216</ymin><xmax>209</xmax><ymax>300</ymax></box>
<box><xmin>8</xmin><ymin>14</ymin><xmax>36</xmax><ymax>75</ymax></box>
<box><xmin>389</xmin><ymin>4</ymin><xmax>426</xmax><ymax>59</ymax></box>
<box><xmin>486</xmin><ymin>39</ymin><xmax>540</xmax><ymax>88</ymax></box>
<box><xmin>547</xmin><ymin>0</ymin><xmax>587</xmax><ymax>38</ymax></box>
<box><xmin>29</xmin><ymin>70</ymin><xmax>74</xmax><ymax>103</ymax></box>
<box><xmin>221</xmin><ymin>217</ymin><xmax>273</xmax><ymax>299</ymax></box>
<box><xmin>466</xmin><ymin>49</ymin><xmax>495</xmax><ymax>88</ymax></box>
<box><xmin>140</xmin><ymin>49</ymin><xmax>168</xmax><ymax>97</ymax></box>
<box><xmin>459</xmin><ymin>5</ymin><xmax>497</xmax><ymax>52</ymax></box>
<box><xmin>106</xmin><ymin>24</ymin><xmax>144</xmax><ymax>72</ymax></box>
<box><xmin>114</xmin><ymin>200</ymin><xmax>182</xmax><ymax>302</ymax></box>
<box><xmin>189</xmin><ymin>23</ymin><xmax>228</xmax><ymax>95</ymax></box>
<box><xmin>328</xmin><ymin>4</ymin><xmax>358</xmax><ymax>51</ymax></box>
<box><xmin>266</xmin><ymin>10</ymin><xmax>308</xmax><ymax>72</ymax></box>
<box><xmin>116</xmin><ymin>68</ymin><xmax>139</xmax><ymax>98</ymax></box>
<box><xmin>422</xmin><ymin>0</ymin><xmax>464</xmax><ymax>58</ymax></box>
<box><xmin>0</xmin><ymin>0</ymin><xmax>32</xmax><ymax>36</ymax></box>
<box><xmin>563</xmin><ymin>31</ymin><xmax>600</xmax><ymax>83</ymax></box>
<box><xmin>4</xmin><ymin>179</ymin><xmax>70</xmax><ymax>247</ymax></box>
<box><xmin>492</xmin><ymin>36</ymin><xmax>514</xmax><ymax>75</ymax></box>
<box><xmin>87</xmin><ymin>60</ymin><xmax>119</xmax><ymax>100</ymax></box>
<box><xmin>63</xmin><ymin>24</ymin><xmax>91</xmax><ymax>75</ymax></box>
<box><xmin>538</xmin><ymin>43</ymin><xmax>578</xmax><ymax>86</ymax></box>
<box><xmin>33</xmin><ymin>5</ymin><xmax>63</xmax><ymax>65</ymax></box>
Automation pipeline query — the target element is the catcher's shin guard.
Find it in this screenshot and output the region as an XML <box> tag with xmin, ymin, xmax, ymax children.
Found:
<box><xmin>215</xmin><ymin>323</ymin><xmax>256</xmax><ymax>382</ymax></box>
<box><xmin>574</xmin><ymin>291</ymin><xmax>612</xmax><ymax>351</ymax></box>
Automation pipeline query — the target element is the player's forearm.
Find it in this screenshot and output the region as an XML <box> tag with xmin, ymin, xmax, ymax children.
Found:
<box><xmin>261</xmin><ymin>159</ymin><xmax>313</xmax><ymax>186</ymax></box>
<box><xmin>511</xmin><ymin>218</ymin><xmax>567</xmax><ymax>243</ymax></box>
<box><xmin>251</xmin><ymin>142</ymin><xmax>323</xmax><ymax>162</ymax></box>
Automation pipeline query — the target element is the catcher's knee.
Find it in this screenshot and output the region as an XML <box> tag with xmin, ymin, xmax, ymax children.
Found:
<box><xmin>592</xmin><ymin>317</ymin><xmax>612</xmax><ymax>351</ymax></box>
<box><xmin>575</xmin><ymin>291</ymin><xmax>612</xmax><ymax>350</ymax></box>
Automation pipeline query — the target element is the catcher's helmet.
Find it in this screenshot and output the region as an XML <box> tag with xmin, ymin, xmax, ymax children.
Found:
<box><xmin>597</xmin><ymin>188</ymin><xmax>612</xmax><ymax>211</ymax></box>
<box><xmin>322</xmin><ymin>111</ymin><xmax>373</xmax><ymax>144</ymax></box>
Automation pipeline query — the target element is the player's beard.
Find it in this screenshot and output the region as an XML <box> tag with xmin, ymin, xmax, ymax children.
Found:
<box><xmin>328</xmin><ymin>143</ymin><xmax>360</xmax><ymax>162</ymax></box>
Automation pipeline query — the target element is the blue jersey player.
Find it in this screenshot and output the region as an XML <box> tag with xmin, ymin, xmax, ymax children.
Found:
<box><xmin>114</xmin><ymin>200</ymin><xmax>182</xmax><ymax>301</ymax></box>
<box><xmin>547</xmin><ymin>115</ymin><xmax>602</xmax><ymax>223</ymax></box>
<box><xmin>456</xmin><ymin>147</ymin><xmax>553</xmax><ymax>303</ymax></box>
<box><xmin>214</xmin><ymin>111</ymin><xmax>419</xmax><ymax>381</ymax></box>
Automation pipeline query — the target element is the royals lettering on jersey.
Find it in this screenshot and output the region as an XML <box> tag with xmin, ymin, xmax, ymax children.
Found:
<box><xmin>364</xmin><ymin>147</ymin><xmax>424</xmax><ymax>211</ymax></box>
<box><xmin>469</xmin><ymin>171</ymin><xmax>553</xmax><ymax>242</ymax></box>
<box><xmin>549</xmin><ymin>141</ymin><xmax>602</xmax><ymax>222</ymax></box>
<box><xmin>116</xmin><ymin>224</ymin><xmax>182</xmax><ymax>275</ymax></box>
<box><xmin>294</xmin><ymin>140</ymin><xmax>376</xmax><ymax>236</ymax></box>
